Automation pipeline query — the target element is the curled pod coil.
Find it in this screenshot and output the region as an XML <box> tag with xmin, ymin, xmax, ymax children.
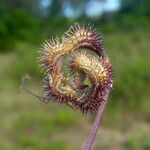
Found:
<box><xmin>39</xmin><ymin>23</ymin><xmax>113</xmax><ymax>114</ymax></box>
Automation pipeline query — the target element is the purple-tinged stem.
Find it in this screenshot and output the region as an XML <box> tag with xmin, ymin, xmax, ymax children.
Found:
<box><xmin>83</xmin><ymin>90</ymin><xmax>109</xmax><ymax>150</ymax></box>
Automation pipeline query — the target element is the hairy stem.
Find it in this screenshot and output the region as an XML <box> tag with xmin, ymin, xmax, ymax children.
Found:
<box><xmin>83</xmin><ymin>90</ymin><xmax>109</xmax><ymax>150</ymax></box>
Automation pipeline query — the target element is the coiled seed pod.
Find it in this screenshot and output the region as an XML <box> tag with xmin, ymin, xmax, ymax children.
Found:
<box><xmin>39</xmin><ymin>23</ymin><xmax>113</xmax><ymax>114</ymax></box>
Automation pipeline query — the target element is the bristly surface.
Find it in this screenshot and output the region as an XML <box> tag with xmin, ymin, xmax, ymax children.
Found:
<box><xmin>39</xmin><ymin>23</ymin><xmax>113</xmax><ymax>114</ymax></box>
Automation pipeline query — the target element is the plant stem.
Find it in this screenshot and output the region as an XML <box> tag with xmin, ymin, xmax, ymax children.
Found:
<box><xmin>83</xmin><ymin>90</ymin><xmax>109</xmax><ymax>150</ymax></box>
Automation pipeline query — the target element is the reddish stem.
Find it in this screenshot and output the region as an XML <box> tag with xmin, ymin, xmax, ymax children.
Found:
<box><xmin>83</xmin><ymin>90</ymin><xmax>109</xmax><ymax>150</ymax></box>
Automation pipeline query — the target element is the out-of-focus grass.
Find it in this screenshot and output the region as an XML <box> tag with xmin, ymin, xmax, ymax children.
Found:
<box><xmin>125</xmin><ymin>131</ymin><xmax>150</xmax><ymax>150</ymax></box>
<box><xmin>104</xmin><ymin>28</ymin><xmax>150</xmax><ymax>121</ymax></box>
<box><xmin>11</xmin><ymin>111</ymin><xmax>76</xmax><ymax>150</ymax></box>
<box><xmin>0</xmin><ymin>28</ymin><xmax>150</xmax><ymax>149</ymax></box>
<box><xmin>0</xmin><ymin>85</ymin><xmax>82</xmax><ymax>150</ymax></box>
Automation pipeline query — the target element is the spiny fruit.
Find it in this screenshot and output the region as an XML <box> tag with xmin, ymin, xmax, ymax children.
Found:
<box><xmin>39</xmin><ymin>23</ymin><xmax>113</xmax><ymax>114</ymax></box>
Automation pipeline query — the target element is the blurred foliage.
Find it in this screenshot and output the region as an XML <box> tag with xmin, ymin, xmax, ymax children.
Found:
<box><xmin>125</xmin><ymin>131</ymin><xmax>150</xmax><ymax>150</ymax></box>
<box><xmin>0</xmin><ymin>10</ymin><xmax>41</xmax><ymax>50</ymax></box>
<box><xmin>0</xmin><ymin>0</ymin><xmax>149</xmax><ymax>50</ymax></box>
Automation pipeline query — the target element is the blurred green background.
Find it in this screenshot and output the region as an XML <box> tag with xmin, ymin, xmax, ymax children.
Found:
<box><xmin>0</xmin><ymin>0</ymin><xmax>150</xmax><ymax>149</ymax></box>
